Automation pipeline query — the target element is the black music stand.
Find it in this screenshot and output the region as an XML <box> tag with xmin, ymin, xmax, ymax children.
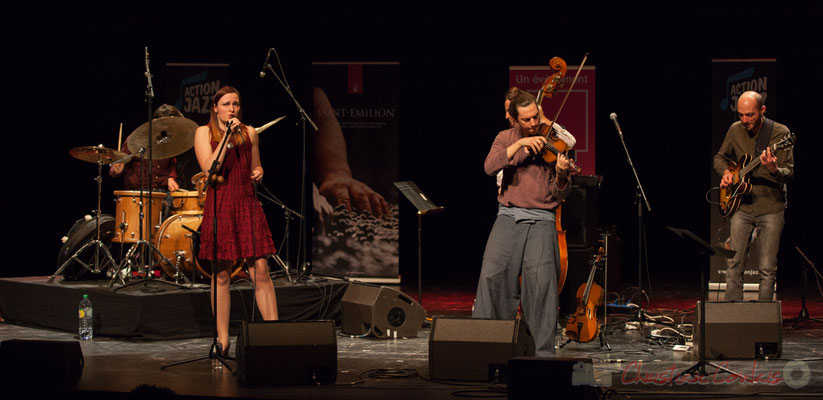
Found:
<box><xmin>666</xmin><ymin>226</ymin><xmax>741</xmax><ymax>381</ymax></box>
<box><xmin>395</xmin><ymin>181</ymin><xmax>445</xmax><ymax>306</ymax></box>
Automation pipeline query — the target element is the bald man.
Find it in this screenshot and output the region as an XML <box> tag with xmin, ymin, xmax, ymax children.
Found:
<box><xmin>713</xmin><ymin>91</ymin><xmax>794</xmax><ymax>301</ymax></box>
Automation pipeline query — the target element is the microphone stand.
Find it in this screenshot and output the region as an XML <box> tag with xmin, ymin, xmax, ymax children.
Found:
<box><xmin>162</xmin><ymin>122</ymin><xmax>234</xmax><ymax>371</ymax></box>
<box><xmin>255</xmin><ymin>186</ymin><xmax>304</xmax><ymax>282</ymax></box>
<box><xmin>785</xmin><ymin>247</ymin><xmax>823</xmax><ymax>328</ymax></box>
<box><xmin>613</xmin><ymin>115</ymin><xmax>653</xmax><ymax>330</ymax></box>
<box><xmin>112</xmin><ymin>47</ymin><xmax>187</xmax><ymax>292</ymax></box>
<box><xmin>260</xmin><ymin>48</ymin><xmax>317</xmax><ymax>280</ymax></box>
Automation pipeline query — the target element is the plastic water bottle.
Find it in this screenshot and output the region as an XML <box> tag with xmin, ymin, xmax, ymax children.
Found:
<box><xmin>78</xmin><ymin>294</ymin><xmax>93</xmax><ymax>340</ymax></box>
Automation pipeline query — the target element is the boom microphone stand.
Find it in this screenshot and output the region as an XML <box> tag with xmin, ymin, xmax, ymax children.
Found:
<box><xmin>259</xmin><ymin>47</ymin><xmax>318</xmax><ymax>279</ymax></box>
<box><xmin>609</xmin><ymin>113</ymin><xmax>653</xmax><ymax>329</ymax></box>
<box><xmin>785</xmin><ymin>246</ymin><xmax>823</xmax><ymax>328</ymax></box>
<box><xmin>162</xmin><ymin>120</ymin><xmax>234</xmax><ymax>371</ymax></box>
<box><xmin>255</xmin><ymin>185</ymin><xmax>304</xmax><ymax>282</ymax></box>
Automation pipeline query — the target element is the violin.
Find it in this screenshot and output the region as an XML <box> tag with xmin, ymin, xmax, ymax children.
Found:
<box><xmin>564</xmin><ymin>247</ymin><xmax>605</xmax><ymax>343</ymax></box>
<box><xmin>533</xmin><ymin>54</ymin><xmax>589</xmax><ymax>174</ymax></box>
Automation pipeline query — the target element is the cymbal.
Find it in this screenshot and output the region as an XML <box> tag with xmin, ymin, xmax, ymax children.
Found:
<box><xmin>255</xmin><ymin>115</ymin><xmax>287</xmax><ymax>134</ymax></box>
<box><xmin>70</xmin><ymin>145</ymin><xmax>128</xmax><ymax>165</ymax></box>
<box><xmin>127</xmin><ymin>116</ymin><xmax>198</xmax><ymax>160</ymax></box>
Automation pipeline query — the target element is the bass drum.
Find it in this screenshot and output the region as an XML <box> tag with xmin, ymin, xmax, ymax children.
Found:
<box><xmin>57</xmin><ymin>215</ymin><xmax>115</xmax><ymax>281</ymax></box>
<box><xmin>154</xmin><ymin>214</ymin><xmax>243</xmax><ymax>280</ymax></box>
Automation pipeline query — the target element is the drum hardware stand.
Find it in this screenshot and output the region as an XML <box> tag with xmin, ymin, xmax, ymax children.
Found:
<box><xmin>255</xmin><ymin>185</ymin><xmax>302</xmax><ymax>282</ymax></box>
<box><xmin>785</xmin><ymin>246</ymin><xmax>823</xmax><ymax>328</ymax></box>
<box><xmin>107</xmin><ymin>146</ymin><xmax>188</xmax><ymax>292</ymax></box>
<box><xmin>48</xmin><ymin>154</ymin><xmax>118</xmax><ymax>283</ymax></box>
<box><xmin>162</xmin><ymin>117</ymin><xmax>235</xmax><ymax>372</ymax></box>
<box><xmin>179</xmin><ymin>224</ymin><xmax>203</xmax><ymax>288</ymax></box>
<box><xmin>110</xmin><ymin>212</ymin><xmax>131</xmax><ymax>281</ymax></box>
<box><xmin>110</xmin><ymin>48</ymin><xmax>187</xmax><ymax>293</ymax></box>
<box><xmin>168</xmin><ymin>250</ymin><xmax>192</xmax><ymax>285</ymax></box>
<box><xmin>666</xmin><ymin>227</ymin><xmax>742</xmax><ymax>383</ymax></box>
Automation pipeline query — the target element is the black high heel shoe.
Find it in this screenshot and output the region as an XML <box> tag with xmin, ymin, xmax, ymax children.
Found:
<box><xmin>216</xmin><ymin>341</ymin><xmax>231</xmax><ymax>358</ymax></box>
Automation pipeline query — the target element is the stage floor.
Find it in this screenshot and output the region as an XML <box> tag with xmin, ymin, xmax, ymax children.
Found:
<box><xmin>2</xmin><ymin>279</ymin><xmax>823</xmax><ymax>399</ymax></box>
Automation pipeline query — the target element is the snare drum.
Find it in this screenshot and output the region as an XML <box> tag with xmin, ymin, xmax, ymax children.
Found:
<box><xmin>170</xmin><ymin>190</ymin><xmax>202</xmax><ymax>214</ymax></box>
<box><xmin>112</xmin><ymin>190</ymin><xmax>166</xmax><ymax>243</ymax></box>
<box><xmin>154</xmin><ymin>214</ymin><xmax>243</xmax><ymax>280</ymax></box>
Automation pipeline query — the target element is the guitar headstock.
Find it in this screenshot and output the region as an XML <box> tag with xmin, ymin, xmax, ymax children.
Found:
<box><xmin>773</xmin><ymin>132</ymin><xmax>796</xmax><ymax>151</ymax></box>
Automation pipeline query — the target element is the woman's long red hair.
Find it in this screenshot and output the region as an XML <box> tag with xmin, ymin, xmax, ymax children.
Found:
<box><xmin>208</xmin><ymin>86</ymin><xmax>247</xmax><ymax>145</ymax></box>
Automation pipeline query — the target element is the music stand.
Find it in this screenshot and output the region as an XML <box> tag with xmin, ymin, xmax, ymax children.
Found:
<box><xmin>394</xmin><ymin>181</ymin><xmax>445</xmax><ymax>306</ymax></box>
<box><xmin>666</xmin><ymin>226</ymin><xmax>741</xmax><ymax>381</ymax></box>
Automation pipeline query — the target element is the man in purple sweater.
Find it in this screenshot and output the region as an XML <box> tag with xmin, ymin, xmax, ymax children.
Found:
<box><xmin>473</xmin><ymin>89</ymin><xmax>572</xmax><ymax>356</ymax></box>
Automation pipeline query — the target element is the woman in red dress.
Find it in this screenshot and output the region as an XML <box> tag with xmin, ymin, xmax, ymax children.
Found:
<box><xmin>194</xmin><ymin>86</ymin><xmax>278</xmax><ymax>356</ymax></box>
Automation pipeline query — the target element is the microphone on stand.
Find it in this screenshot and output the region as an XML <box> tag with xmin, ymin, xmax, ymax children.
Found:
<box><xmin>226</xmin><ymin>120</ymin><xmax>235</xmax><ymax>149</ymax></box>
<box><xmin>609</xmin><ymin>112</ymin><xmax>623</xmax><ymax>136</ymax></box>
<box><xmin>258</xmin><ymin>48</ymin><xmax>273</xmax><ymax>78</ymax></box>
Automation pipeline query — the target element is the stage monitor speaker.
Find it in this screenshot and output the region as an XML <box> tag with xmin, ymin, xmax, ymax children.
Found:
<box><xmin>341</xmin><ymin>282</ymin><xmax>426</xmax><ymax>338</ymax></box>
<box><xmin>0</xmin><ymin>339</ymin><xmax>83</xmax><ymax>390</ymax></box>
<box><xmin>429</xmin><ymin>317</ymin><xmax>535</xmax><ymax>381</ymax></box>
<box><xmin>507</xmin><ymin>357</ymin><xmax>600</xmax><ymax>400</ymax></box>
<box><xmin>236</xmin><ymin>320</ymin><xmax>337</xmax><ymax>386</ymax></box>
<box><xmin>696</xmin><ymin>301</ymin><xmax>782</xmax><ymax>359</ymax></box>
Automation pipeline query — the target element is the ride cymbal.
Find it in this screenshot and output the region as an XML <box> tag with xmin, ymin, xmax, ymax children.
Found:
<box><xmin>127</xmin><ymin>116</ymin><xmax>198</xmax><ymax>160</ymax></box>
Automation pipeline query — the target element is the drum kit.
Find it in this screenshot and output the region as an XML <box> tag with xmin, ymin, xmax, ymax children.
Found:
<box><xmin>48</xmin><ymin>113</ymin><xmax>289</xmax><ymax>287</ymax></box>
<box><xmin>48</xmin><ymin>116</ymin><xmax>218</xmax><ymax>286</ymax></box>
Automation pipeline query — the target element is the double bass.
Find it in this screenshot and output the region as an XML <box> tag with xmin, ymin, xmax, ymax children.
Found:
<box><xmin>533</xmin><ymin>54</ymin><xmax>588</xmax><ymax>291</ymax></box>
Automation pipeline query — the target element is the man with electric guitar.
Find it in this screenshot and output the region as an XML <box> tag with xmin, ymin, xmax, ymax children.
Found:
<box><xmin>713</xmin><ymin>91</ymin><xmax>795</xmax><ymax>301</ymax></box>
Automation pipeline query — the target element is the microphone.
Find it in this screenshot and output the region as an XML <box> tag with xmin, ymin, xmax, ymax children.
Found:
<box><xmin>259</xmin><ymin>48</ymin><xmax>273</xmax><ymax>78</ymax></box>
<box><xmin>225</xmin><ymin>120</ymin><xmax>235</xmax><ymax>149</ymax></box>
<box><xmin>609</xmin><ymin>112</ymin><xmax>623</xmax><ymax>135</ymax></box>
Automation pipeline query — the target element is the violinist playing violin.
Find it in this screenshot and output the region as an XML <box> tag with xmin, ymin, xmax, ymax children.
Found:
<box><xmin>472</xmin><ymin>89</ymin><xmax>572</xmax><ymax>356</ymax></box>
<box><xmin>499</xmin><ymin>87</ymin><xmax>575</xmax><ymax>190</ymax></box>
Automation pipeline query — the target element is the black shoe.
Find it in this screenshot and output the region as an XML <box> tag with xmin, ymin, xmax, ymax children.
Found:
<box><xmin>216</xmin><ymin>341</ymin><xmax>230</xmax><ymax>358</ymax></box>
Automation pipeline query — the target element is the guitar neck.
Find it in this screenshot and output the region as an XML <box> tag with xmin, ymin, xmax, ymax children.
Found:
<box><xmin>739</xmin><ymin>155</ymin><xmax>763</xmax><ymax>177</ymax></box>
<box><xmin>739</xmin><ymin>141</ymin><xmax>781</xmax><ymax>177</ymax></box>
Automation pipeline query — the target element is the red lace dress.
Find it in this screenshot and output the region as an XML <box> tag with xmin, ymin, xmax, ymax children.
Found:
<box><xmin>198</xmin><ymin>132</ymin><xmax>276</xmax><ymax>260</ymax></box>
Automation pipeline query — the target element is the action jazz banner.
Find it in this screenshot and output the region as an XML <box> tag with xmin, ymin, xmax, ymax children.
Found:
<box><xmin>709</xmin><ymin>59</ymin><xmax>777</xmax><ymax>291</ymax></box>
<box><xmin>164</xmin><ymin>63</ymin><xmax>230</xmax><ymax>190</ymax></box>
<box><xmin>508</xmin><ymin>64</ymin><xmax>596</xmax><ymax>174</ymax></box>
<box><xmin>311</xmin><ymin>62</ymin><xmax>400</xmax><ymax>281</ymax></box>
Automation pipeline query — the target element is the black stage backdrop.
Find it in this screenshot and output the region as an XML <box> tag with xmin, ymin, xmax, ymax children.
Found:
<box><xmin>2</xmin><ymin>3</ymin><xmax>822</xmax><ymax>296</ymax></box>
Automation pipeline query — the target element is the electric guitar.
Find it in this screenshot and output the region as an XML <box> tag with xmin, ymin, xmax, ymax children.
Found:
<box><xmin>718</xmin><ymin>132</ymin><xmax>795</xmax><ymax>218</ymax></box>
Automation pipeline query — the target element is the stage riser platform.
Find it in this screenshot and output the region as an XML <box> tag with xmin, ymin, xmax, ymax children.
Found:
<box><xmin>0</xmin><ymin>277</ymin><xmax>346</xmax><ymax>339</ymax></box>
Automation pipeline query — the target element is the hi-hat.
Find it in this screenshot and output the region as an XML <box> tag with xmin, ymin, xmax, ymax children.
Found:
<box><xmin>127</xmin><ymin>116</ymin><xmax>198</xmax><ymax>160</ymax></box>
<box><xmin>70</xmin><ymin>145</ymin><xmax>128</xmax><ymax>165</ymax></box>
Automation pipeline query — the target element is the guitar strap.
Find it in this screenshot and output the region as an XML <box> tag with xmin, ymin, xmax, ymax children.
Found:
<box><xmin>754</xmin><ymin>117</ymin><xmax>775</xmax><ymax>155</ymax></box>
